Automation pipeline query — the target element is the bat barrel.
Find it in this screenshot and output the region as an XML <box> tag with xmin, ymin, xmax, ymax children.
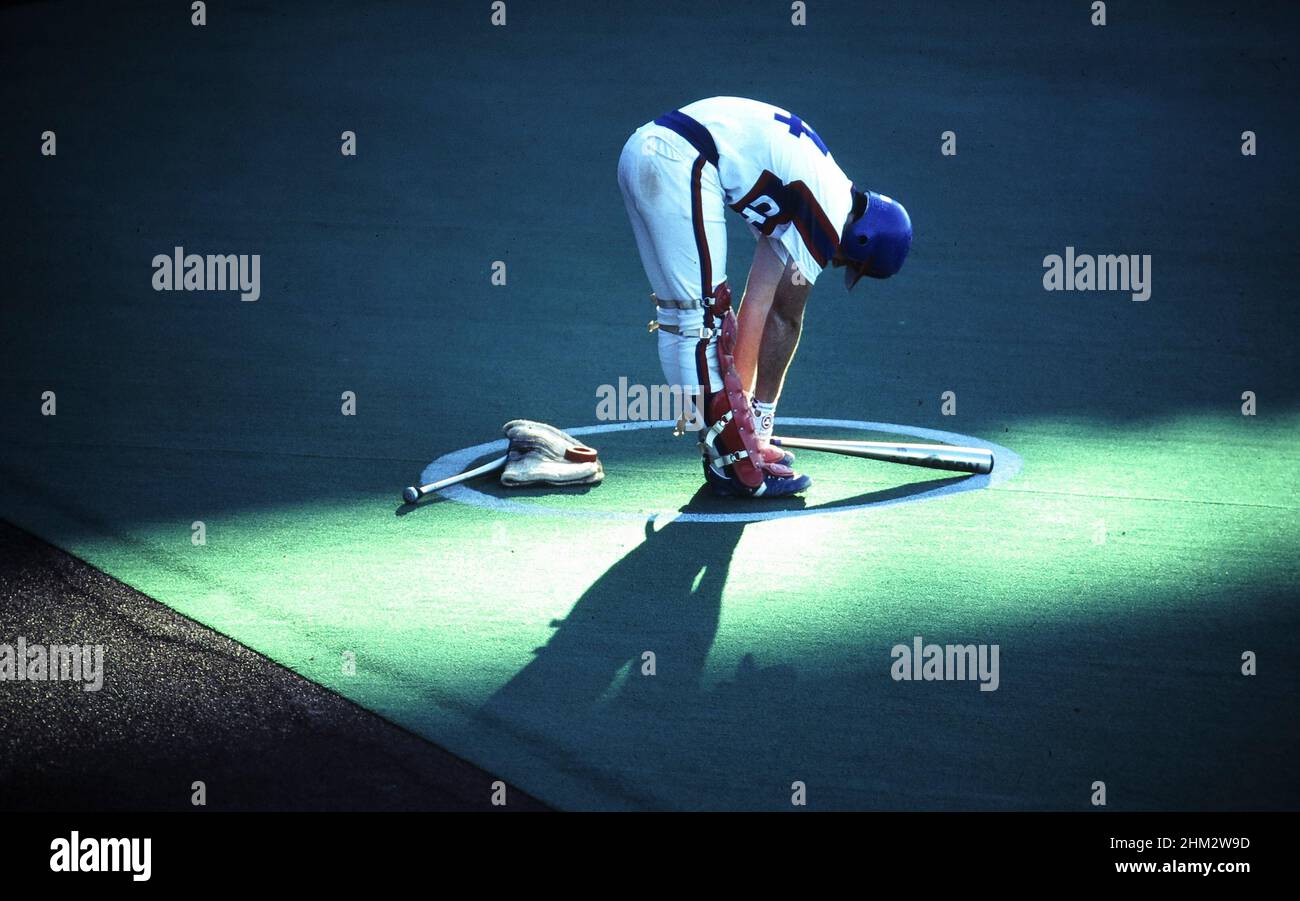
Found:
<box><xmin>771</xmin><ymin>436</ymin><xmax>994</xmax><ymax>475</ymax></box>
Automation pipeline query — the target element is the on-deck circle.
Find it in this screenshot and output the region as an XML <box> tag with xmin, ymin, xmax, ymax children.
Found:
<box><xmin>416</xmin><ymin>418</ymin><xmax>1022</xmax><ymax>524</ymax></box>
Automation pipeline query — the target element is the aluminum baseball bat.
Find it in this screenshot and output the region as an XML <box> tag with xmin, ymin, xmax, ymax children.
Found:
<box><xmin>402</xmin><ymin>454</ymin><xmax>508</xmax><ymax>504</ymax></box>
<box><xmin>770</xmin><ymin>436</ymin><xmax>994</xmax><ymax>474</ymax></box>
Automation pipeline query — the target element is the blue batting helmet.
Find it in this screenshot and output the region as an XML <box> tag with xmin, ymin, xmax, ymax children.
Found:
<box><xmin>839</xmin><ymin>189</ymin><xmax>912</xmax><ymax>288</ymax></box>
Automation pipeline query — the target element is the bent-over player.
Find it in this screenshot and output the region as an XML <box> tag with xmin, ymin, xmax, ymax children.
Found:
<box><xmin>617</xmin><ymin>96</ymin><xmax>912</xmax><ymax>498</ymax></box>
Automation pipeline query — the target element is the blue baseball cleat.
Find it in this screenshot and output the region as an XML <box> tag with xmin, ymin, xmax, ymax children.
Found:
<box><xmin>702</xmin><ymin>460</ymin><xmax>812</xmax><ymax>498</ymax></box>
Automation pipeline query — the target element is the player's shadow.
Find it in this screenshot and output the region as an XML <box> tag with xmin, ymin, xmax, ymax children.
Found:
<box><xmin>476</xmin><ymin>475</ymin><xmax>959</xmax><ymax>764</ymax></box>
<box><xmin>479</xmin><ymin>487</ymin><xmax>738</xmax><ymax>740</ymax></box>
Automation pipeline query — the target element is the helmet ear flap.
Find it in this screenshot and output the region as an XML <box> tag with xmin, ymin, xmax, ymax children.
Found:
<box><xmin>844</xmin><ymin>263</ymin><xmax>866</xmax><ymax>290</ymax></box>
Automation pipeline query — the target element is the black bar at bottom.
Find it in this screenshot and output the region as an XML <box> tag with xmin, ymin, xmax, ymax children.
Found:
<box><xmin>2</xmin><ymin>811</ymin><xmax>1285</xmax><ymax>886</ymax></box>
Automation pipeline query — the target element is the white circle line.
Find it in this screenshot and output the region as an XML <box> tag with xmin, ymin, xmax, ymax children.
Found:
<box><xmin>418</xmin><ymin>419</ymin><xmax>1022</xmax><ymax>524</ymax></box>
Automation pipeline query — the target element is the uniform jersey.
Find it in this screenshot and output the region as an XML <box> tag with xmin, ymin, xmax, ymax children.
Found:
<box><xmin>678</xmin><ymin>96</ymin><xmax>854</xmax><ymax>284</ymax></box>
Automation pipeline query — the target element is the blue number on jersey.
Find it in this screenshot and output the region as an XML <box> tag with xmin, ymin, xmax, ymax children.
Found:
<box><xmin>774</xmin><ymin>112</ymin><xmax>829</xmax><ymax>156</ymax></box>
<box><xmin>731</xmin><ymin>170</ymin><xmax>839</xmax><ymax>267</ymax></box>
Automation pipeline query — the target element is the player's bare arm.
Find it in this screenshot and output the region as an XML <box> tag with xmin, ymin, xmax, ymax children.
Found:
<box><xmin>733</xmin><ymin>238</ymin><xmax>787</xmax><ymax>391</ymax></box>
<box><xmin>752</xmin><ymin>256</ymin><xmax>811</xmax><ymax>407</ymax></box>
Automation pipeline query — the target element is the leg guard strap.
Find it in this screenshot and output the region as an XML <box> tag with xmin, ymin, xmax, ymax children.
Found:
<box><xmin>698</xmin><ymin>409</ymin><xmax>752</xmax><ymax>469</ymax></box>
<box><xmin>651</xmin><ymin>293</ymin><xmax>705</xmax><ymax>311</ymax></box>
<box><xmin>650</xmin><ymin>322</ymin><xmax>718</xmax><ymax>339</ymax></box>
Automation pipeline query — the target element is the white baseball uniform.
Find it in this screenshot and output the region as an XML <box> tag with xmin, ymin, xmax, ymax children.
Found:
<box><xmin>618</xmin><ymin>96</ymin><xmax>855</xmax><ymax>391</ymax></box>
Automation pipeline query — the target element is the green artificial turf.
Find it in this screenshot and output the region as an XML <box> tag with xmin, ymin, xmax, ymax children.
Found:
<box><xmin>3</xmin><ymin>412</ymin><xmax>1296</xmax><ymax>809</ymax></box>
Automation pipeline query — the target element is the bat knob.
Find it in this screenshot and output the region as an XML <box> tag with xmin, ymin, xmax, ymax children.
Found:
<box><xmin>402</xmin><ymin>486</ymin><xmax>420</xmax><ymax>504</ymax></box>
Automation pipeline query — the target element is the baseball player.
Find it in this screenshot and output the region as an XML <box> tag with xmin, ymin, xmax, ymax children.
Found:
<box><xmin>617</xmin><ymin>96</ymin><xmax>912</xmax><ymax>498</ymax></box>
